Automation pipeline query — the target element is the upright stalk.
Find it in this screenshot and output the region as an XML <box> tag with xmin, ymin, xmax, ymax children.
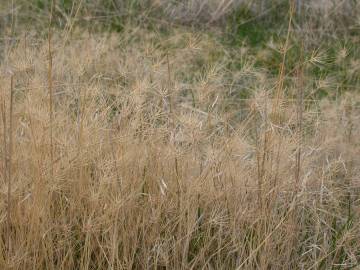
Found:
<box><xmin>295</xmin><ymin>50</ymin><xmax>304</xmax><ymax>194</ymax></box>
<box><xmin>272</xmin><ymin>0</ymin><xmax>295</xmax><ymax>118</ymax></box>
<box><xmin>48</xmin><ymin>0</ymin><xmax>55</xmax><ymax>179</ymax></box>
<box><xmin>3</xmin><ymin>75</ymin><xmax>14</xmax><ymax>259</ymax></box>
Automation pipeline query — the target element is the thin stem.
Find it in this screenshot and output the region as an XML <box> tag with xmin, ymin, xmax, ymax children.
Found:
<box><xmin>1</xmin><ymin>94</ymin><xmax>8</xmax><ymax>253</ymax></box>
<box><xmin>48</xmin><ymin>0</ymin><xmax>55</xmax><ymax>179</ymax></box>
<box><xmin>272</xmin><ymin>0</ymin><xmax>295</xmax><ymax>118</ymax></box>
<box><xmin>295</xmin><ymin>51</ymin><xmax>304</xmax><ymax>194</ymax></box>
<box><xmin>6</xmin><ymin>75</ymin><xmax>14</xmax><ymax>258</ymax></box>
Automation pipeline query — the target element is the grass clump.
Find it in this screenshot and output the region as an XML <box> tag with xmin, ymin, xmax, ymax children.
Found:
<box><xmin>0</xmin><ymin>0</ymin><xmax>360</xmax><ymax>269</ymax></box>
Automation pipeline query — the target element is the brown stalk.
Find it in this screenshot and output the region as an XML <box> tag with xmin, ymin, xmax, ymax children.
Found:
<box><xmin>3</xmin><ymin>75</ymin><xmax>14</xmax><ymax>258</ymax></box>
<box><xmin>166</xmin><ymin>52</ymin><xmax>173</xmax><ymax>115</ymax></box>
<box><xmin>48</xmin><ymin>0</ymin><xmax>55</xmax><ymax>179</ymax></box>
<box><xmin>1</xmin><ymin>92</ymin><xmax>8</xmax><ymax>254</ymax></box>
<box><xmin>295</xmin><ymin>46</ymin><xmax>304</xmax><ymax>194</ymax></box>
<box><xmin>272</xmin><ymin>0</ymin><xmax>295</xmax><ymax>119</ymax></box>
<box><xmin>257</xmin><ymin>93</ymin><xmax>269</xmax><ymax>209</ymax></box>
<box><xmin>6</xmin><ymin>6</ymin><xmax>15</xmax><ymax>257</ymax></box>
<box><xmin>270</xmin><ymin>0</ymin><xmax>296</xmax><ymax>195</ymax></box>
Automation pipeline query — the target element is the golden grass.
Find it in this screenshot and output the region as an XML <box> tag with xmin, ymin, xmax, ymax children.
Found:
<box><xmin>0</xmin><ymin>26</ymin><xmax>359</xmax><ymax>269</ymax></box>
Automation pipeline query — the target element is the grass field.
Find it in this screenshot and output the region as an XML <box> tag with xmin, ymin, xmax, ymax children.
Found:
<box><xmin>0</xmin><ymin>0</ymin><xmax>360</xmax><ymax>269</ymax></box>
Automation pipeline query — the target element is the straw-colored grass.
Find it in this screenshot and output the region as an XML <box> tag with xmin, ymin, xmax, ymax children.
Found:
<box><xmin>1</xmin><ymin>1</ymin><xmax>360</xmax><ymax>269</ymax></box>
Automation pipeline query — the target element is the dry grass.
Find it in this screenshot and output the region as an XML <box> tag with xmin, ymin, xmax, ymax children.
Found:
<box><xmin>0</xmin><ymin>2</ymin><xmax>360</xmax><ymax>269</ymax></box>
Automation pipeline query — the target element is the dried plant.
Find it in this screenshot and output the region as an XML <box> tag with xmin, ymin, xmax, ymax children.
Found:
<box><xmin>0</xmin><ymin>1</ymin><xmax>359</xmax><ymax>269</ymax></box>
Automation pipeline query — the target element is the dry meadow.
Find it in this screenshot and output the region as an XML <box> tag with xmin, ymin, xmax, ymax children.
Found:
<box><xmin>0</xmin><ymin>0</ymin><xmax>360</xmax><ymax>269</ymax></box>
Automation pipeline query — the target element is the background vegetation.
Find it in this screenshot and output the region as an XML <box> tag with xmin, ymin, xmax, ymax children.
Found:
<box><xmin>0</xmin><ymin>0</ymin><xmax>359</xmax><ymax>269</ymax></box>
